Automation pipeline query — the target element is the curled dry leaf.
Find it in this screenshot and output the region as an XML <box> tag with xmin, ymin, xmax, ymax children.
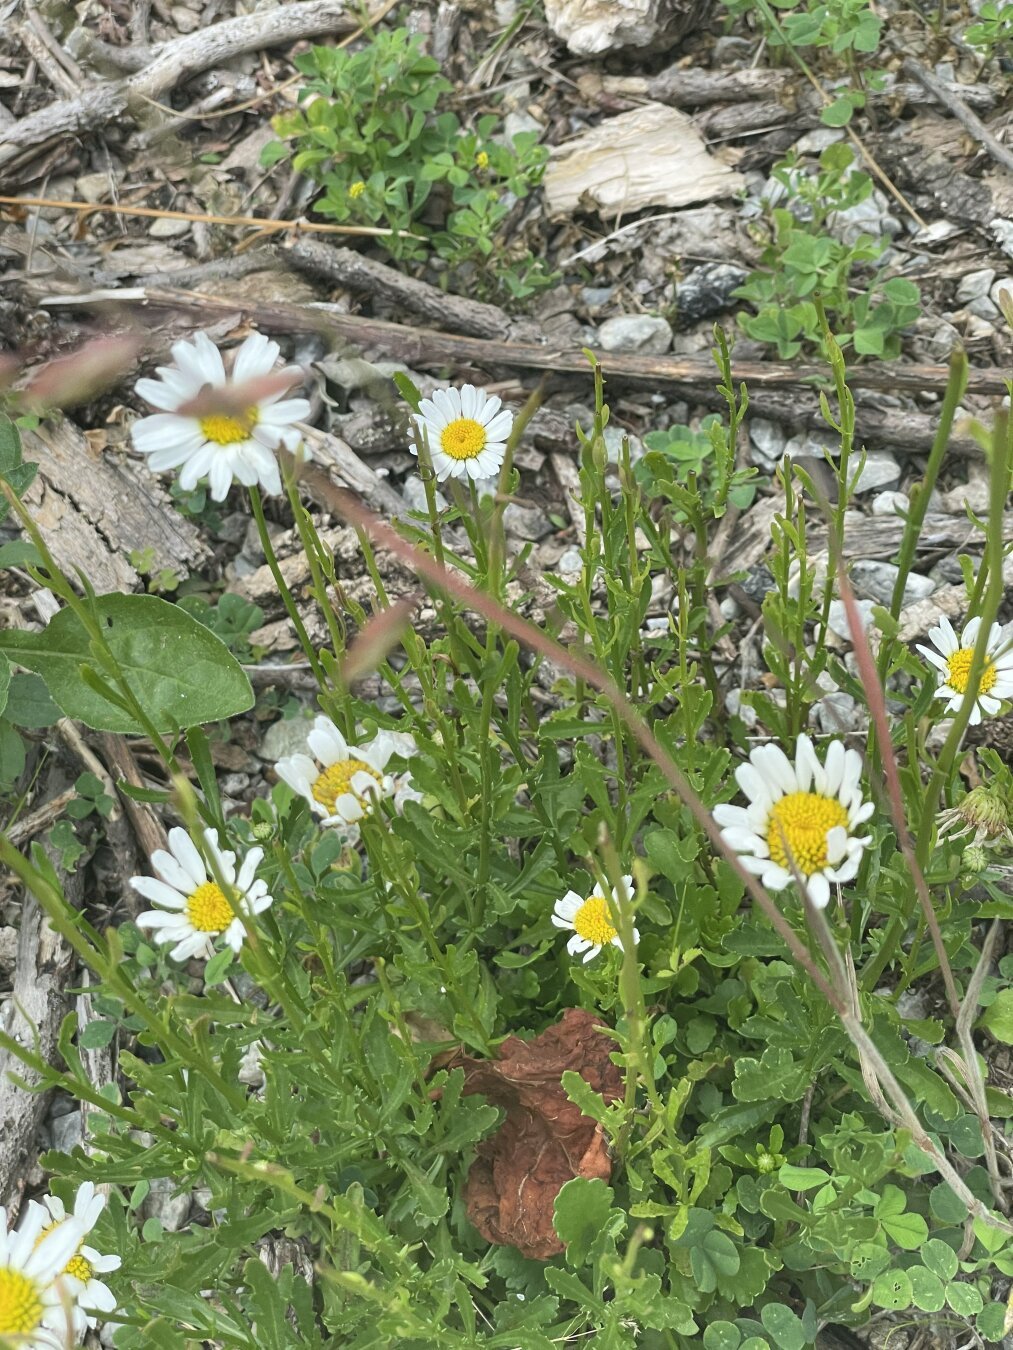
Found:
<box><xmin>435</xmin><ymin>1007</ymin><xmax>622</xmax><ymax>1259</ymax></box>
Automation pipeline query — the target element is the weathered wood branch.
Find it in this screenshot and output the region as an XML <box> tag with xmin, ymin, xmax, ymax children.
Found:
<box><xmin>0</xmin><ymin>0</ymin><xmax>364</xmax><ymax>178</ymax></box>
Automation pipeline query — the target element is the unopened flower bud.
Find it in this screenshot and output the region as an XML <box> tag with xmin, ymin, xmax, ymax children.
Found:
<box><xmin>963</xmin><ymin>844</ymin><xmax>989</xmax><ymax>874</ymax></box>
<box><xmin>939</xmin><ymin>784</ymin><xmax>1012</xmax><ymax>845</ymax></box>
<box><xmin>251</xmin><ymin>821</ymin><xmax>274</xmax><ymax>842</ymax></box>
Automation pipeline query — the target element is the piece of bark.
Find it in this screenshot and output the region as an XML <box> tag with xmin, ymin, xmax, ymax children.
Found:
<box><xmin>0</xmin><ymin>0</ymin><xmax>365</xmax><ymax>179</ymax></box>
<box><xmin>433</xmin><ymin>1008</ymin><xmax>622</xmax><ymax>1260</ymax></box>
<box><xmin>0</xmin><ymin>770</ymin><xmax>81</xmax><ymax>1206</ymax></box>
<box><xmin>809</xmin><ymin>511</ymin><xmax>1013</xmax><ymax>560</ymax></box>
<box><xmin>299</xmin><ymin>429</ymin><xmax>409</xmax><ymax>520</ymax></box>
<box><xmin>544</xmin><ymin>103</ymin><xmax>745</xmax><ymax>217</ymax></box>
<box><xmin>21</xmin><ymin>418</ymin><xmax>208</xmax><ymax>594</ymax></box>
<box><xmin>901</xmin><ymin>57</ymin><xmax>1013</xmax><ymax>177</ymax></box>
<box><xmin>870</xmin><ymin>120</ymin><xmax>1013</xmax><ymax>230</ymax></box>
<box><xmin>284</xmin><ymin>238</ymin><xmax>544</xmax><ymax>344</ymax></box>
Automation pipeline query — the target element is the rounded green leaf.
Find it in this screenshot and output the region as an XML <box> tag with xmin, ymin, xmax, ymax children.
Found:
<box><xmin>553</xmin><ymin>1178</ymin><xmax>616</xmax><ymax>1268</ymax></box>
<box><xmin>921</xmin><ymin>1237</ymin><xmax>958</xmax><ymax>1282</ymax></box>
<box><xmin>703</xmin><ymin>1322</ymin><xmax>741</xmax><ymax>1350</ymax></box>
<box><xmin>760</xmin><ymin>1303</ymin><xmax>805</xmax><ymax>1350</ymax></box>
<box><xmin>907</xmin><ymin>1266</ymin><xmax>944</xmax><ymax>1312</ymax></box>
<box><xmin>945</xmin><ymin>1281</ymin><xmax>983</xmax><ymax>1316</ymax></box>
<box><xmin>871</xmin><ymin>1270</ymin><xmax>912</xmax><ymax>1310</ymax></box>
<box><xmin>0</xmin><ymin>594</ymin><xmax>253</xmax><ymax>733</ymax></box>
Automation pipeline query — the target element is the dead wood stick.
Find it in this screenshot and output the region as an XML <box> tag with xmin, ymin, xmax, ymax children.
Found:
<box><xmin>107</xmin><ymin>286</ymin><xmax>1012</xmax><ymax>397</ymax></box>
<box><xmin>901</xmin><ymin>57</ymin><xmax>1013</xmax><ymax>177</ymax></box>
<box><xmin>16</xmin><ymin>21</ymin><xmax>80</xmax><ymax>99</ymax></box>
<box><xmin>0</xmin><ymin>0</ymin><xmax>366</xmax><ymax>177</ymax></box>
<box><xmin>283</xmin><ymin>237</ymin><xmax>544</xmax><ymax>344</ymax></box>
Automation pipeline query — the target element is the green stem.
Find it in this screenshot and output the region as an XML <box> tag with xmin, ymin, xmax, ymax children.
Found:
<box><xmin>248</xmin><ymin>485</ymin><xmax>327</xmax><ymax>689</ymax></box>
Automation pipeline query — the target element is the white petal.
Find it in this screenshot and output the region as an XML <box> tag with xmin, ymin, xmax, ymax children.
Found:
<box><xmin>208</xmin><ymin>452</ymin><xmax>235</xmax><ymax>501</ymax></box>
<box><xmin>232</xmin><ymin>332</ymin><xmax>280</xmax><ymax>383</ymax></box>
<box><xmin>753</xmin><ymin>743</ymin><xmax>797</xmax><ymax>796</ymax></box>
<box><xmin>713</xmin><ymin>804</ymin><xmax>752</xmax><ymax>830</ymax></box>
<box><xmin>796</xmin><ymin>735</ymin><xmax>825</xmax><ymax>794</ymax></box>
<box><xmin>805</xmin><ymin>873</ymin><xmax>831</xmax><ymax>909</ymax></box>
<box><xmin>825</xmin><ymin>825</ymin><xmax>848</xmax><ymax>866</ymax></box>
<box><xmin>129</xmin><ymin>876</ymin><xmax>187</xmax><ymax>910</ymax></box>
<box><xmin>177</xmin><ymin>443</ymin><xmax>217</xmax><ymax>490</ymax></box>
<box><xmin>307</xmin><ymin>717</ymin><xmax>347</xmax><ymax>765</ymax></box>
<box><xmin>721</xmin><ymin>826</ymin><xmax>770</xmax><ymax>856</ymax></box>
<box><xmin>149</xmin><ymin>845</ymin><xmax>200</xmax><ymax>895</ymax></box>
<box><xmin>167</xmin><ymin>828</ymin><xmax>207</xmax><ymax>889</ymax></box>
<box><xmin>736</xmin><ymin>762</ymin><xmax>772</xmax><ymax>807</ymax></box>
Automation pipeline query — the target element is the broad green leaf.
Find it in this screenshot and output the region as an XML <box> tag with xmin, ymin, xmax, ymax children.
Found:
<box><xmin>778</xmin><ymin>1163</ymin><xmax>831</xmax><ymax>1191</ymax></box>
<box><xmin>0</xmin><ymin>720</ymin><xmax>25</xmax><ymax>785</ymax></box>
<box><xmin>0</xmin><ymin>594</ymin><xmax>253</xmax><ymax>733</ymax></box>
<box><xmin>921</xmin><ymin>1237</ymin><xmax>958</xmax><ymax>1281</ymax></box>
<box><xmin>0</xmin><ymin>653</ymin><xmax>9</xmax><ymax>721</ymax></box>
<box><xmin>5</xmin><ymin>673</ymin><xmax>59</xmax><ymax>729</ymax></box>
<box><xmin>759</xmin><ymin>1303</ymin><xmax>805</xmax><ymax>1350</ymax></box>
<box><xmin>945</xmin><ymin>1281</ymin><xmax>983</xmax><ymax>1316</ymax></box>
<box><xmin>980</xmin><ymin>988</ymin><xmax>1013</xmax><ymax>1043</ymax></box>
<box><xmin>703</xmin><ymin>1322</ymin><xmax>740</xmax><ymax>1350</ymax></box>
<box><xmin>554</xmin><ymin>1178</ymin><xmax>618</xmax><ymax>1268</ymax></box>
<box><xmin>907</xmin><ymin>1265</ymin><xmax>944</xmax><ymax>1312</ymax></box>
<box><xmin>690</xmin><ymin>1229</ymin><xmax>740</xmax><ymax>1294</ymax></box>
<box><xmin>0</xmin><ymin>540</ymin><xmax>42</xmax><ymax>569</ymax></box>
<box><xmin>871</xmin><ymin>1269</ymin><xmax>912</xmax><ymax>1310</ymax></box>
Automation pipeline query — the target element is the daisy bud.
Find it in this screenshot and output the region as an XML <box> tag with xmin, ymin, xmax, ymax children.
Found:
<box><xmin>938</xmin><ymin>784</ymin><xmax>1012</xmax><ymax>846</ymax></box>
<box><xmin>963</xmin><ymin>844</ymin><xmax>989</xmax><ymax>874</ymax></box>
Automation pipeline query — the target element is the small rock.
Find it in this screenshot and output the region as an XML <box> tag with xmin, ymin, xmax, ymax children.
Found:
<box><xmin>581</xmin><ymin>286</ymin><xmax>615</xmax><ymax>310</ymax></box>
<box><xmin>827</xmin><ymin>597</ymin><xmax>876</xmax><ymax>643</ymax></box>
<box><xmin>793</xmin><ymin>127</ymin><xmax>845</xmax><ymax>155</ymax></box>
<box><xmin>140</xmin><ymin>1176</ymin><xmax>192</xmax><ymax>1233</ymax></box>
<box><xmin>220</xmin><ymin>773</ymin><xmax>250</xmax><ymax>797</ymax></box>
<box><xmin>814</xmin><ymin>692</ymin><xmax>862</xmax><ymax>734</ymax></box>
<box><xmin>990</xmin><ymin>220</ymin><xmax>1013</xmax><ymax>259</ymax></box>
<box><xmin>675</xmin><ymin>263</ymin><xmax>748</xmax><ymax>326</ymax></box>
<box><xmin>828</xmin><ymin>190</ymin><xmax>901</xmax><ymax>245</ymax></box>
<box><xmin>719</xmin><ymin>596</ymin><xmax>740</xmax><ymax>621</ymax></box>
<box><xmin>258</xmin><ymin>716</ymin><xmax>311</xmax><ymax>763</ymax></box>
<box><xmin>51</xmin><ymin>1109</ymin><xmax>84</xmax><ymax>1155</ymax></box>
<box><xmin>238</xmin><ymin>1041</ymin><xmax>265</xmax><ymax>1088</ymax></box>
<box><xmin>966</xmin><ymin>296</ymin><xmax>998</xmax><ymax>321</ymax></box>
<box><xmin>989</xmin><ymin>276</ymin><xmax>1013</xmax><ymax>315</ymax></box>
<box><xmin>725</xmin><ymin>688</ymin><xmax>758</xmax><ymax>729</ymax></box>
<box><xmin>402</xmin><ymin>474</ymin><xmax>448</xmax><ymax>514</ymax></box>
<box><xmin>853</xmin><ymin>451</ymin><xmax>901</xmax><ymax>493</ymax></box>
<box><xmin>503</xmin><ymin>110</ymin><xmax>543</xmax><ymax>142</ymax></box>
<box><xmin>75</xmin><ymin>172</ymin><xmax>110</xmax><ymax>204</ymax></box>
<box><xmin>964</xmin><ymin>313</ymin><xmax>996</xmax><ymax>341</ymax></box>
<box><xmin>597</xmin><ymin>314</ymin><xmax>673</xmax><ymax>354</ymax></box>
<box><xmin>543</xmin><ymin>0</ymin><xmax>702</xmax><ymax>54</ymax></box>
<box><xmin>148</xmin><ymin>216</ymin><xmax>191</xmax><ymax>239</ymax></box>
<box><xmin>740</xmin><ymin>564</ymin><xmax>775</xmax><ymax>605</ymax></box>
<box><xmin>851</xmin><ymin>560</ymin><xmax>934</xmax><ymax>607</ymax></box>
<box><xmin>217</xmin><ymin>511</ymin><xmax>249</xmax><ymax>545</ymax></box>
<box><xmin>0</xmin><ymin>927</ymin><xmax>16</xmax><ymax>972</ymax></box>
<box><xmin>171</xmin><ymin>4</ymin><xmax>199</xmax><ymax>30</ymax></box>
<box><xmin>503</xmin><ymin>502</ymin><xmax>553</xmax><ymax>540</ymax></box>
<box><xmin>871</xmin><ymin>489</ymin><xmax>910</xmax><ymax>516</ymax></box>
<box><xmin>602</xmin><ymin>425</ymin><xmax>645</xmax><ymax>464</ymax></box>
<box><xmin>557</xmin><ymin>547</ymin><xmax>583</xmax><ymax>576</ymax></box>
<box><xmin>956</xmin><ymin>267</ymin><xmax>996</xmax><ymax>303</ymax></box>
<box><xmin>749</xmin><ymin>418</ymin><xmax>786</xmax><ymax>473</ymax></box>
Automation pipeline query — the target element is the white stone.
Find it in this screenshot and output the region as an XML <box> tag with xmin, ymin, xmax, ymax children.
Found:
<box><xmin>989</xmin><ymin>276</ymin><xmax>1013</xmax><ymax>315</ymax></box>
<box><xmin>851</xmin><ymin>559</ymin><xmax>934</xmax><ymax>607</ymax></box>
<box><xmin>258</xmin><ymin>716</ymin><xmax>311</xmax><ymax>763</ymax></box>
<box><xmin>956</xmin><ymin>267</ymin><xmax>996</xmax><ymax>303</ymax></box>
<box><xmin>543</xmin><ymin>0</ymin><xmax>693</xmax><ymax>54</ymax></box>
<box><xmin>597</xmin><ymin>314</ymin><xmax>673</xmax><ymax>354</ymax></box>
<box><xmin>966</xmin><ymin>296</ymin><xmax>999</xmax><ymax>321</ymax></box>
<box><xmin>141</xmin><ymin>1176</ymin><xmax>192</xmax><ymax>1232</ymax></box>
<box><xmin>852</xmin><ymin>451</ymin><xmax>901</xmax><ymax>493</ymax></box>
<box><xmin>814</xmin><ymin>692</ymin><xmax>862</xmax><ymax>734</ymax></box>
<box><xmin>148</xmin><ymin>215</ymin><xmax>191</xmax><ymax>239</ymax></box>
<box><xmin>749</xmin><ymin>418</ymin><xmax>786</xmax><ymax>473</ymax></box>
<box><xmin>871</xmin><ymin>489</ymin><xmax>910</xmax><ymax>516</ymax></box>
<box><xmin>402</xmin><ymin>475</ymin><xmax>447</xmax><ymax>514</ymax></box>
<box><xmin>557</xmin><ymin>547</ymin><xmax>583</xmax><ymax>576</ymax></box>
<box><xmin>827</xmin><ymin>597</ymin><xmax>876</xmax><ymax>643</ymax></box>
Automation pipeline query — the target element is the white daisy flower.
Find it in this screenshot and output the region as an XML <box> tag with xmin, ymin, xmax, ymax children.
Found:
<box><xmin>409</xmin><ymin>384</ymin><xmax>513</xmax><ymax>482</ymax></box>
<box><xmin>916</xmin><ymin>615</ymin><xmax>1013</xmax><ymax>726</ymax></box>
<box><xmin>274</xmin><ymin>717</ymin><xmax>413</xmax><ymax>827</ymax></box>
<box><xmin>0</xmin><ymin>1202</ymin><xmax>85</xmax><ymax>1349</ymax></box>
<box><xmin>714</xmin><ymin>734</ymin><xmax>874</xmax><ymax>910</ymax></box>
<box><xmin>551</xmin><ymin>875</ymin><xmax>639</xmax><ymax>963</ymax></box>
<box><xmin>130</xmin><ymin>827</ymin><xmax>273</xmax><ymax>962</ymax></box>
<box><xmin>37</xmin><ymin>1184</ymin><xmax>120</xmax><ymax>1332</ymax></box>
<box><xmin>131</xmin><ymin>331</ymin><xmax>311</xmax><ymax>501</ymax></box>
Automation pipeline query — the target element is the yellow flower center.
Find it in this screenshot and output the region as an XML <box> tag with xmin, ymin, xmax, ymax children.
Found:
<box><xmin>572</xmin><ymin>896</ymin><xmax>618</xmax><ymax>947</ymax></box>
<box><xmin>767</xmin><ymin>791</ymin><xmax>849</xmax><ymax>875</ymax></box>
<box><xmin>349</xmin><ymin>180</ymin><xmax>365</xmax><ymax>198</ymax></box>
<box><xmin>439</xmin><ymin>417</ymin><xmax>487</xmax><ymax>461</ymax></box>
<box><xmin>476</xmin><ymin>150</ymin><xmax>490</xmax><ymax>169</ymax></box>
<box><xmin>312</xmin><ymin>759</ymin><xmax>381</xmax><ymax>815</ymax></box>
<box><xmin>65</xmin><ymin>1251</ymin><xmax>93</xmax><ymax>1284</ymax></box>
<box><xmin>185</xmin><ymin>881</ymin><xmax>234</xmax><ymax>934</ymax></box>
<box><xmin>0</xmin><ymin>1268</ymin><xmax>43</xmax><ymax>1336</ymax></box>
<box><xmin>199</xmin><ymin>407</ymin><xmax>258</xmax><ymax>445</ymax></box>
<box><xmin>945</xmin><ymin>647</ymin><xmax>997</xmax><ymax>695</ymax></box>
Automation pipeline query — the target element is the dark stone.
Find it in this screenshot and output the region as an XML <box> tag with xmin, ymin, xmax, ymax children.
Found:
<box><xmin>675</xmin><ymin>262</ymin><xmax>749</xmax><ymax>326</ymax></box>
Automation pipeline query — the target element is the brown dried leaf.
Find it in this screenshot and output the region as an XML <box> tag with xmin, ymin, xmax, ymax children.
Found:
<box><xmin>438</xmin><ymin>1008</ymin><xmax>622</xmax><ymax>1259</ymax></box>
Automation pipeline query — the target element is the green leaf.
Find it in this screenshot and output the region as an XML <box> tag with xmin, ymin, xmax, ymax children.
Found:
<box><xmin>0</xmin><ymin>594</ymin><xmax>254</xmax><ymax>733</ymax></box>
<box><xmin>4</xmin><ymin>673</ymin><xmax>60</xmax><ymax>729</ymax></box>
<box><xmin>778</xmin><ymin>1163</ymin><xmax>831</xmax><ymax>1191</ymax></box>
<box><xmin>920</xmin><ymin>1239</ymin><xmax>957</xmax><ymax>1285</ymax></box>
<box><xmin>703</xmin><ymin>1322</ymin><xmax>741</xmax><ymax>1350</ymax></box>
<box><xmin>821</xmin><ymin>97</ymin><xmax>856</xmax><ymax>127</ymax></box>
<box><xmin>976</xmin><ymin>1302</ymin><xmax>1008</xmax><ymax>1340</ymax></box>
<box><xmin>871</xmin><ymin>1269</ymin><xmax>913</xmax><ymax>1310</ymax></box>
<box><xmin>907</xmin><ymin>1266</ymin><xmax>945</xmax><ymax>1312</ymax></box>
<box><xmin>690</xmin><ymin>1229</ymin><xmax>740</xmax><ymax>1294</ymax></box>
<box><xmin>759</xmin><ymin>1303</ymin><xmax>806</xmax><ymax>1350</ymax></box>
<box><xmin>0</xmin><ymin>653</ymin><xmax>9</xmax><ymax>721</ymax></box>
<box><xmin>980</xmin><ymin>987</ymin><xmax>1013</xmax><ymax>1042</ymax></box>
<box><xmin>78</xmin><ymin>1020</ymin><xmax>117</xmax><ymax>1050</ymax></box>
<box><xmin>0</xmin><ymin>720</ymin><xmax>25</xmax><ymax>785</ymax></box>
<box><xmin>0</xmin><ymin>540</ymin><xmax>42</xmax><ymax>569</ymax></box>
<box><xmin>554</xmin><ymin>1178</ymin><xmax>617</xmax><ymax>1267</ymax></box>
<box><xmin>203</xmin><ymin>948</ymin><xmax>234</xmax><ymax>986</ymax></box>
<box><xmin>945</xmin><ymin>1281</ymin><xmax>983</xmax><ymax>1316</ymax></box>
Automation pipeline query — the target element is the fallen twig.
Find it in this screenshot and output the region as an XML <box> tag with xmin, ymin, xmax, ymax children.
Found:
<box><xmin>0</xmin><ymin>0</ymin><xmax>379</xmax><ymax>179</ymax></box>
<box><xmin>902</xmin><ymin>56</ymin><xmax>1013</xmax><ymax>178</ymax></box>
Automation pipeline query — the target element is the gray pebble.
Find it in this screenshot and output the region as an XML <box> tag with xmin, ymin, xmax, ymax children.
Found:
<box><xmin>597</xmin><ymin>314</ymin><xmax>673</xmax><ymax>354</ymax></box>
<box><xmin>850</xmin><ymin>560</ymin><xmax>934</xmax><ymax>607</ymax></box>
<box><xmin>258</xmin><ymin>716</ymin><xmax>312</xmax><ymax>763</ymax></box>
<box><xmin>852</xmin><ymin>451</ymin><xmax>900</xmax><ymax>493</ymax></box>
